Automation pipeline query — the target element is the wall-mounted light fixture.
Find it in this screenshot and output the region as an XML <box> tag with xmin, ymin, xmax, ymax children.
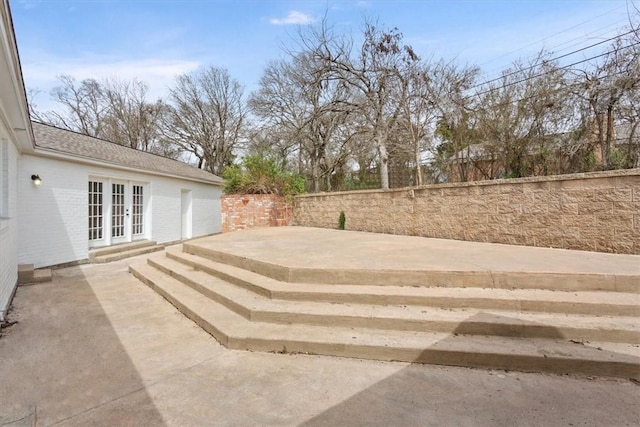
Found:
<box><xmin>31</xmin><ymin>174</ymin><xmax>42</xmax><ymax>187</ymax></box>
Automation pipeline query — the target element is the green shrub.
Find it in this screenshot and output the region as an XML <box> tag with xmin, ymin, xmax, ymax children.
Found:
<box><xmin>608</xmin><ymin>147</ymin><xmax>629</xmax><ymax>170</ymax></box>
<box><xmin>222</xmin><ymin>164</ymin><xmax>249</xmax><ymax>194</ymax></box>
<box><xmin>223</xmin><ymin>155</ymin><xmax>305</xmax><ymax>200</ymax></box>
<box><xmin>338</xmin><ymin>211</ymin><xmax>346</xmax><ymax>230</ymax></box>
<box><xmin>584</xmin><ymin>151</ymin><xmax>597</xmax><ymax>172</ymax></box>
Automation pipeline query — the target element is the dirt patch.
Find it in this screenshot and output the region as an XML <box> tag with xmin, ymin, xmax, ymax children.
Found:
<box><xmin>0</xmin><ymin>306</ymin><xmax>20</xmax><ymax>338</ymax></box>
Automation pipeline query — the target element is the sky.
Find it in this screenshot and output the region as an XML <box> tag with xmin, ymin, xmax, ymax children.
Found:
<box><xmin>10</xmin><ymin>0</ymin><xmax>639</xmax><ymax>113</ymax></box>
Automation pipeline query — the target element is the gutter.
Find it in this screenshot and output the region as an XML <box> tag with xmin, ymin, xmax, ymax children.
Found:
<box><xmin>30</xmin><ymin>146</ymin><xmax>225</xmax><ymax>187</ymax></box>
<box><xmin>1</xmin><ymin>0</ymin><xmax>35</xmax><ymax>154</ymax></box>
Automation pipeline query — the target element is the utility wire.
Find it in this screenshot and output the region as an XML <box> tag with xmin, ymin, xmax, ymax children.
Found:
<box><xmin>477</xmin><ymin>5</ymin><xmax>628</xmax><ymax>69</ymax></box>
<box><xmin>439</xmin><ymin>69</ymin><xmax>635</xmax><ymax>122</ymax></box>
<box><xmin>479</xmin><ymin>22</ymin><xmax>627</xmax><ymax>80</ymax></box>
<box><xmin>468</xmin><ymin>29</ymin><xmax>638</xmax><ymax>92</ymax></box>
<box><xmin>466</xmin><ymin>41</ymin><xmax>640</xmax><ymax>100</ymax></box>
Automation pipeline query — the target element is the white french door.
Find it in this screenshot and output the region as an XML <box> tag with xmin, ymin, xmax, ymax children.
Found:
<box><xmin>88</xmin><ymin>181</ymin><xmax>104</xmax><ymax>244</ymax></box>
<box><xmin>110</xmin><ymin>181</ymin><xmax>128</xmax><ymax>244</ymax></box>
<box><xmin>88</xmin><ymin>178</ymin><xmax>147</xmax><ymax>248</ymax></box>
<box><xmin>131</xmin><ymin>184</ymin><xmax>145</xmax><ymax>237</ymax></box>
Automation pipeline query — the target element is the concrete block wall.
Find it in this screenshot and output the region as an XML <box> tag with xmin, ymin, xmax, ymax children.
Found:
<box><xmin>294</xmin><ymin>169</ymin><xmax>640</xmax><ymax>254</ymax></box>
<box><xmin>222</xmin><ymin>194</ymin><xmax>292</xmax><ymax>232</ymax></box>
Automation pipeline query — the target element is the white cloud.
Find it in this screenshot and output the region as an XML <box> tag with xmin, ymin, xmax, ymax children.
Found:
<box><xmin>269</xmin><ymin>11</ymin><xmax>314</xmax><ymax>26</ymax></box>
<box><xmin>22</xmin><ymin>53</ymin><xmax>201</xmax><ymax>111</ymax></box>
<box><xmin>26</xmin><ymin>56</ymin><xmax>199</xmax><ymax>83</ymax></box>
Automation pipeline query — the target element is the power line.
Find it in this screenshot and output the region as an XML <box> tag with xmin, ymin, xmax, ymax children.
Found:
<box><xmin>468</xmin><ymin>29</ymin><xmax>638</xmax><ymax>92</ymax></box>
<box><xmin>440</xmin><ymin>69</ymin><xmax>635</xmax><ymax>122</ymax></box>
<box><xmin>477</xmin><ymin>5</ymin><xmax>628</xmax><ymax>69</ymax></box>
<box><xmin>539</xmin><ymin>22</ymin><xmax>627</xmax><ymax>54</ymax></box>
<box><xmin>467</xmin><ymin>40</ymin><xmax>640</xmax><ymax>100</ymax></box>
<box><xmin>479</xmin><ymin>22</ymin><xmax>627</xmax><ymax>81</ymax></box>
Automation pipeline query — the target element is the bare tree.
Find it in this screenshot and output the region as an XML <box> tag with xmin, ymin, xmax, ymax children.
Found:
<box><xmin>29</xmin><ymin>75</ymin><xmax>176</xmax><ymax>156</ymax></box>
<box><xmin>162</xmin><ymin>67</ymin><xmax>246</xmax><ymax>175</ymax></box>
<box><xmin>432</xmin><ymin>61</ymin><xmax>480</xmax><ymax>182</ymax></box>
<box><xmin>249</xmin><ymin>59</ymin><xmax>310</xmax><ymax>177</ymax></box>
<box><xmin>250</xmin><ymin>20</ymin><xmax>356</xmax><ymax>192</ymax></box>
<box><xmin>573</xmin><ymin>35</ymin><xmax>640</xmax><ymax>170</ymax></box>
<box><xmin>396</xmin><ymin>59</ymin><xmax>441</xmax><ymax>186</ymax></box>
<box><xmin>101</xmin><ymin>78</ymin><xmax>165</xmax><ymax>151</ymax></box>
<box><xmin>472</xmin><ymin>52</ymin><xmax>571</xmax><ymax>178</ymax></box>
<box><xmin>308</xmin><ymin>20</ymin><xmax>419</xmax><ymax>189</ymax></box>
<box><xmin>616</xmin><ymin>76</ymin><xmax>640</xmax><ymax>167</ymax></box>
<box><xmin>245</xmin><ymin>126</ymin><xmax>299</xmax><ymax>171</ymax></box>
<box><xmin>37</xmin><ymin>75</ymin><xmax>107</xmax><ymax>137</ymax></box>
<box><xmin>26</xmin><ymin>13</ymin><xmax>639</xmax><ymax>188</ymax></box>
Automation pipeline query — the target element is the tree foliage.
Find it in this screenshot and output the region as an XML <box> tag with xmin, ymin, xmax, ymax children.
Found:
<box><xmin>162</xmin><ymin>67</ymin><xmax>246</xmax><ymax>175</ymax></box>
<box><xmin>30</xmin><ymin>75</ymin><xmax>173</xmax><ymax>156</ymax></box>
<box><xmin>30</xmin><ymin>13</ymin><xmax>640</xmax><ymax>188</ymax></box>
<box><xmin>223</xmin><ymin>155</ymin><xmax>305</xmax><ymax>199</ymax></box>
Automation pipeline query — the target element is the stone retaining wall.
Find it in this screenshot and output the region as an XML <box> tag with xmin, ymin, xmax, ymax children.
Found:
<box><xmin>222</xmin><ymin>194</ymin><xmax>292</xmax><ymax>232</ymax></box>
<box><xmin>294</xmin><ymin>169</ymin><xmax>640</xmax><ymax>254</ymax></box>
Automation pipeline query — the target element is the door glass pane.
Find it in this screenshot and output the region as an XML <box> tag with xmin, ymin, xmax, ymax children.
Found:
<box><xmin>132</xmin><ymin>185</ymin><xmax>144</xmax><ymax>235</ymax></box>
<box><xmin>112</xmin><ymin>183</ymin><xmax>125</xmax><ymax>238</ymax></box>
<box><xmin>88</xmin><ymin>181</ymin><xmax>103</xmax><ymax>240</ymax></box>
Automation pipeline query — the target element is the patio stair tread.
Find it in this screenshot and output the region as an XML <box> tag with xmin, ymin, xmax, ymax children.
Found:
<box><xmin>165</xmin><ymin>248</ymin><xmax>640</xmax><ymax>317</ymax></box>
<box><xmin>145</xmin><ymin>254</ymin><xmax>640</xmax><ymax>343</ymax></box>
<box><xmin>91</xmin><ymin>244</ymin><xmax>163</xmax><ymax>263</ymax></box>
<box><xmin>129</xmin><ymin>261</ymin><xmax>640</xmax><ymax>379</ymax></box>
<box><xmin>90</xmin><ymin>240</ymin><xmax>158</xmax><ymax>258</ymax></box>
<box><xmin>183</xmin><ymin>241</ymin><xmax>639</xmax><ymax>292</ymax></box>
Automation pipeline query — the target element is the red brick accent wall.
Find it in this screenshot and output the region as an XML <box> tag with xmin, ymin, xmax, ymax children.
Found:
<box><xmin>222</xmin><ymin>194</ymin><xmax>293</xmax><ymax>232</ymax></box>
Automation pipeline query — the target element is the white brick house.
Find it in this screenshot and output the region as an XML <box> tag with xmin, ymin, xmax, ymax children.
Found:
<box><xmin>20</xmin><ymin>123</ymin><xmax>223</xmax><ymax>267</ymax></box>
<box><xmin>1</xmin><ymin>0</ymin><xmax>33</xmax><ymax>321</ymax></box>
<box><xmin>0</xmin><ymin>0</ymin><xmax>223</xmax><ymax>320</ymax></box>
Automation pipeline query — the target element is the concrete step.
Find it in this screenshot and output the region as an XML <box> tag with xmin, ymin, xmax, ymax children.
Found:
<box><xmin>17</xmin><ymin>264</ymin><xmax>52</xmax><ymax>285</ymax></box>
<box><xmin>183</xmin><ymin>242</ymin><xmax>639</xmax><ymax>293</ymax></box>
<box><xmin>144</xmin><ymin>254</ymin><xmax>640</xmax><ymax>344</ymax></box>
<box><xmin>32</xmin><ymin>269</ymin><xmax>52</xmax><ymax>283</ymax></box>
<box><xmin>166</xmin><ymin>249</ymin><xmax>640</xmax><ymax>317</ymax></box>
<box><xmin>91</xmin><ymin>244</ymin><xmax>163</xmax><ymax>263</ymax></box>
<box><xmin>18</xmin><ymin>264</ymin><xmax>34</xmax><ymax>283</ymax></box>
<box><xmin>89</xmin><ymin>240</ymin><xmax>158</xmax><ymax>259</ymax></box>
<box><xmin>129</xmin><ymin>261</ymin><xmax>640</xmax><ymax>380</ymax></box>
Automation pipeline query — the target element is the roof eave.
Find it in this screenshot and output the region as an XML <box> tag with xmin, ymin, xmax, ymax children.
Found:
<box><xmin>0</xmin><ymin>0</ymin><xmax>34</xmax><ymax>153</ymax></box>
<box><xmin>31</xmin><ymin>146</ymin><xmax>224</xmax><ymax>186</ymax></box>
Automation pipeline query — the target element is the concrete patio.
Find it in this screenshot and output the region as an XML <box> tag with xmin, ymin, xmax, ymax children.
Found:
<box><xmin>187</xmin><ymin>227</ymin><xmax>640</xmax><ymax>275</ymax></box>
<box><xmin>1</xmin><ymin>231</ymin><xmax>639</xmax><ymax>426</ymax></box>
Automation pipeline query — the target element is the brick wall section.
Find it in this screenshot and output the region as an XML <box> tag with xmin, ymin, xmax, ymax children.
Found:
<box><xmin>222</xmin><ymin>194</ymin><xmax>293</xmax><ymax>232</ymax></box>
<box><xmin>294</xmin><ymin>169</ymin><xmax>640</xmax><ymax>254</ymax></box>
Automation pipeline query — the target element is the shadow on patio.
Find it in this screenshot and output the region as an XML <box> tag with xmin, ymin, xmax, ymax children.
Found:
<box><xmin>301</xmin><ymin>313</ymin><xmax>639</xmax><ymax>427</ymax></box>
<box><xmin>0</xmin><ymin>262</ymin><xmax>166</xmax><ymax>426</ymax></box>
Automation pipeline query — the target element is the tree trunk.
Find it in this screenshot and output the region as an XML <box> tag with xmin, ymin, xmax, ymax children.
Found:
<box><xmin>627</xmin><ymin>121</ymin><xmax>638</xmax><ymax>167</ymax></box>
<box><xmin>414</xmin><ymin>140</ymin><xmax>423</xmax><ymax>186</ymax></box>
<box><xmin>603</xmin><ymin>104</ymin><xmax>615</xmax><ymax>170</ymax></box>
<box><xmin>311</xmin><ymin>157</ymin><xmax>321</xmax><ymax>193</ymax></box>
<box><xmin>298</xmin><ymin>141</ymin><xmax>304</xmax><ymax>176</ymax></box>
<box><xmin>378</xmin><ymin>140</ymin><xmax>390</xmax><ymax>189</ymax></box>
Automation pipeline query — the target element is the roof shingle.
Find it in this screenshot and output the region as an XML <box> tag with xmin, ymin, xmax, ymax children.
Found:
<box><xmin>31</xmin><ymin>121</ymin><xmax>223</xmax><ymax>185</ymax></box>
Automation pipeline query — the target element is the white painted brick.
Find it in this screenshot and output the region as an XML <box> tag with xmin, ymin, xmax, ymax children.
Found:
<box><xmin>18</xmin><ymin>154</ymin><xmax>222</xmax><ymax>268</ymax></box>
<box><xmin>0</xmin><ymin>120</ymin><xmax>19</xmax><ymax>320</ymax></box>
